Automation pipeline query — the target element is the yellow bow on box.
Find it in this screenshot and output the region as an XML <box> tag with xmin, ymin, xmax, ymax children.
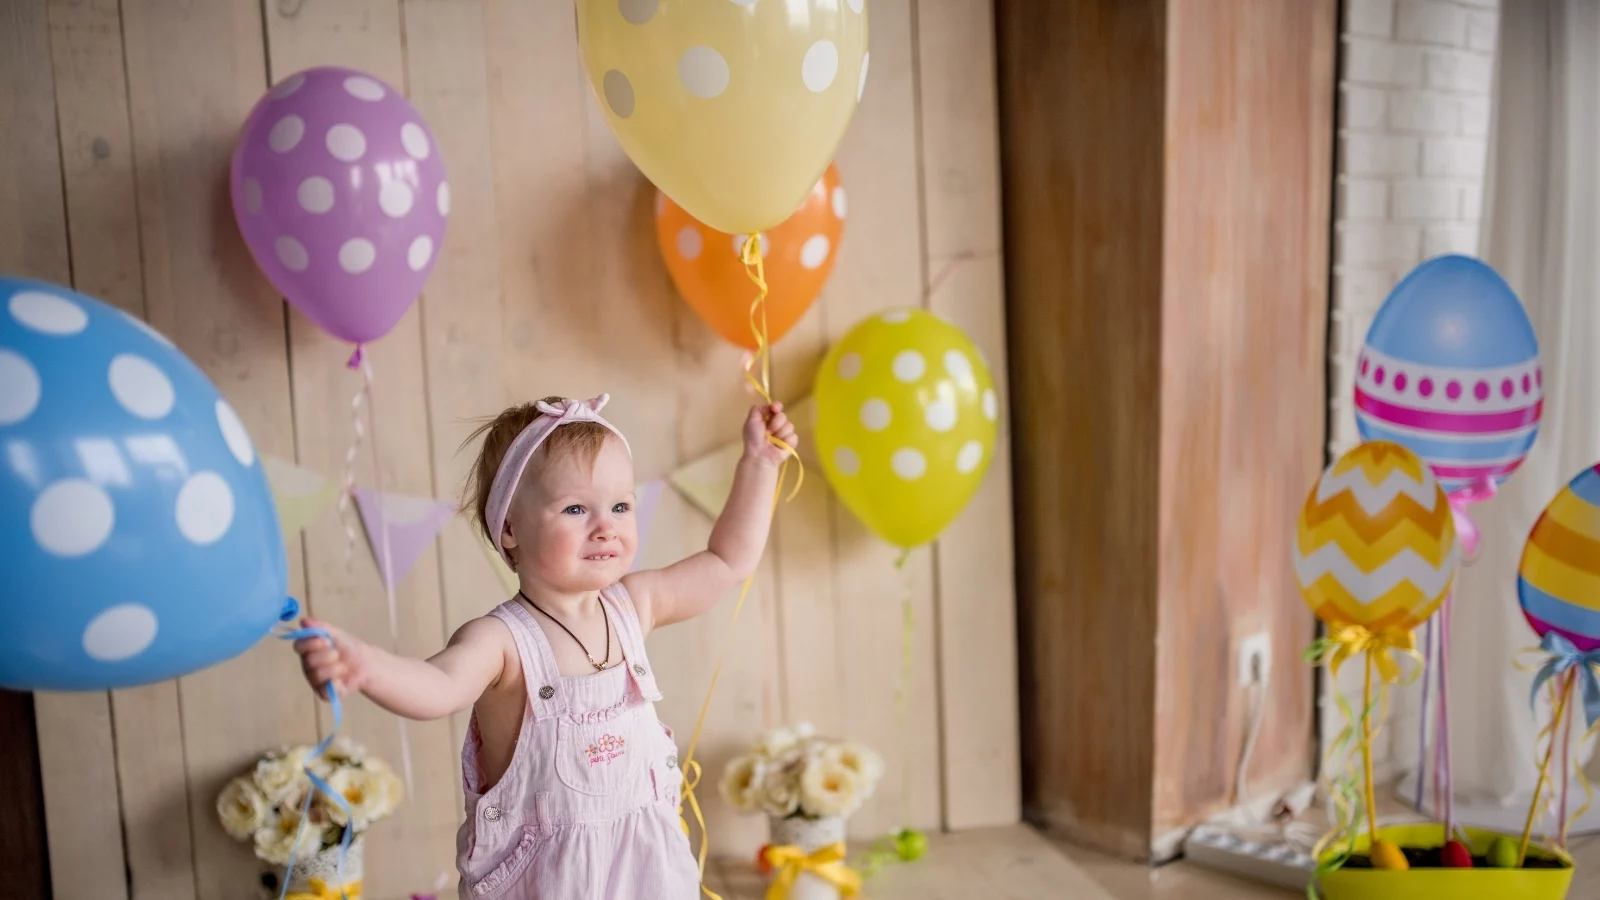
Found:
<box><xmin>762</xmin><ymin>842</ymin><xmax>862</xmax><ymax>900</ymax></box>
<box><xmin>284</xmin><ymin>877</ymin><xmax>362</xmax><ymax>900</ymax></box>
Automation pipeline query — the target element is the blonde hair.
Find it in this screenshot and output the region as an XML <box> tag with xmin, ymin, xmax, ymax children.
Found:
<box><xmin>461</xmin><ymin>397</ymin><xmax>613</xmax><ymax>546</ymax></box>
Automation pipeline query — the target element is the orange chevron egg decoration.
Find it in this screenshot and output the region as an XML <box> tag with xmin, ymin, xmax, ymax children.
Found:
<box><xmin>1295</xmin><ymin>441</ymin><xmax>1460</xmax><ymax>631</ymax></box>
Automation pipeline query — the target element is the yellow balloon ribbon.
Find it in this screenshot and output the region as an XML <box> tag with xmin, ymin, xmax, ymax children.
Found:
<box><xmin>284</xmin><ymin>878</ymin><xmax>361</xmax><ymax>900</ymax></box>
<box><xmin>1303</xmin><ymin>624</ymin><xmax>1419</xmax><ymax>900</ymax></box>
<box><xmin>1518</xmin><ymin>670</ymin><xmax>1575</xmax><ymax>865</ymax></box>
<box><xmin>892</xmin><ymin>550</ymin><xmax>915</xmax><ymax>838</ymax></box>
<box><xmin>676</xmin><ymin>234</ymin><xmax>804</xmax><ymax>900</ymax></box>
<box><xmin>738</xmin><ymin>234</ymin><xmax>803</xmax><ymax>498</ymax></box>
<box><xmin>1563</xmin><ymin>718</ymin><xmax>1600</xmax><ymax>847</ymax></box>
<box><xmin>763</xmin><ymin>843</ymin><xmax>863</xmax><ymax>900</ymax></box>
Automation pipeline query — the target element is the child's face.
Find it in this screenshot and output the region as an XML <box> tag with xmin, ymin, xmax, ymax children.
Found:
<box><xmin>502</xmin><ymin>436</ymin><xmax>637</xmax><ymax>592</ymax></box>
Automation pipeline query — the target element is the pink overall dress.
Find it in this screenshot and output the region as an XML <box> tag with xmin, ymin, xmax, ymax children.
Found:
<box><xmin>455</xmin><ymin>584</ymin><xmax>701</xmax><ymax>899</ymax></box>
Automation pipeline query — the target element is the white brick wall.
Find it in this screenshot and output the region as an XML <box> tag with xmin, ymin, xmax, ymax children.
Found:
<box><xmin>1329</xmin><ymin>0</ymin><xmax>1499</xmax><ymax>457</ymax></box>
<box><xmin>1325</xmin><ymin>0</ymin><xmax>1501</xmax><ymax>780</ymax></box>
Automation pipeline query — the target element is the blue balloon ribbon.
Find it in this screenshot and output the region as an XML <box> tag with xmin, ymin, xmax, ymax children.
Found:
<box><xmin>1530</xmin><ymin>632</ymin><xmax>1600</xmax><ymax>731</ymax></box>
<box><xmin>274</xmin><ymin>598</ymin><xmax>355</xmax><ymax>900</ymax></box>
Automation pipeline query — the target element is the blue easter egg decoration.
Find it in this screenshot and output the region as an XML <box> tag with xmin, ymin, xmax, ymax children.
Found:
<box><xmin>0</xmin><ymin>276</ymin><xmax>287</xmax><ymax>691</ymax></box>
<box><xmin>1354</xmin><ymin>255</ymin><xmax>1542</xmax><ymax>493</ymax></box>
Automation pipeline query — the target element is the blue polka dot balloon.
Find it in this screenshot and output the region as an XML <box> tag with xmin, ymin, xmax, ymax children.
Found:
<box><xmin>0</xmin><ymin>276</ymin><xmax>287</xmax><ymax>691</ymax></box>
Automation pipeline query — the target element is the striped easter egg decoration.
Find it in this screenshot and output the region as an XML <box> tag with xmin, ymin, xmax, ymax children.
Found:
<box><xmin>1295</xmin><ymin>441</ymin><xmax>1460</xmax><ymax>631</ymax></box>
<box><xmin>1354</xmin><ymin>255</ymin><xmax>1541</xmax><ymax>493</ymax></box>
<box><xmin>1518</xmin><ymin>464</ymin><xmax>1600</xmax><ymax>651</ymax></box>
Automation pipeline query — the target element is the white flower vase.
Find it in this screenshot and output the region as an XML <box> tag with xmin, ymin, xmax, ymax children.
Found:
<box><xmin>767</xmin><ymin>815</ymin><xmax>847</xmax><ymax>900</ymax></box>
<box><xmin>281</xmin><ymin>837</ymin><xmax>363</xmax><ymax>896</ymax></box>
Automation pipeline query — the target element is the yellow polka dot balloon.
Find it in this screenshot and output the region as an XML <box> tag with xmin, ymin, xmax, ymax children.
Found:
<box><xmin>814</xmin><ymin>309</ymin><xmax>999</xmax><ymax>548</ymax></box>
<box><xmin>577</xmin><ymin>0</ymin><xmax>869</xmax><ymax>235</ymax></box>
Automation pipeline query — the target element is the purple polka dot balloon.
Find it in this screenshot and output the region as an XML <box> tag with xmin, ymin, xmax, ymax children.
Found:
<box><xmin>231</xmin><ymin>67</ymin><xmax>448</xmax><ymax>346</ymax></box>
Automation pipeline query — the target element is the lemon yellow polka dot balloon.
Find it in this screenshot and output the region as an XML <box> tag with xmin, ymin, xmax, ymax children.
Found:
<box><xmin>577</xmin><ymin>0</ymin><xmax>869</xmax><ymax>235</ymax></box>
<box><xmin>814</xmin><ymin>309</ymin><xmax>999</xmax><ymax>548</ymax></box>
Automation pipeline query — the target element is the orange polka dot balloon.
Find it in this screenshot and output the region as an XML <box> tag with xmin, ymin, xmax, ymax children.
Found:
<box><xmin>656</xmin><ymin>164</ymin><xmax>844</xmax><ymax>351</ymax></box>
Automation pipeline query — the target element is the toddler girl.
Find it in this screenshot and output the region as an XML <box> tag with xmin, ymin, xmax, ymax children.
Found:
<box><xmin>294</xmin><ymin>394</ymin><xmax>796</xmax><ymax>899</ymax></box>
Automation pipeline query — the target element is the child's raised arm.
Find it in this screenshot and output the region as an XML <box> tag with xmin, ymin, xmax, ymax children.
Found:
<box><xmin>295</xmin><ymin>615</ymin><xmax>512</xmax><ymax>721</ymax></box>
<box><xmin>624</xmin><ymin>402</ymin><xmax>796</xmax><ymax>633</ymax></box>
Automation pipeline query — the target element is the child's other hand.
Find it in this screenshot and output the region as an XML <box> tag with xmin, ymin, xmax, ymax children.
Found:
<box><xmin>293</xmin><ymin>618</ymin><xmax>371</xmax><ymax>698</ymax></box>
<box><xmin>744</xmin><ymin>402</ymin><xmax>797</xmax><ymax>467</ymax></box>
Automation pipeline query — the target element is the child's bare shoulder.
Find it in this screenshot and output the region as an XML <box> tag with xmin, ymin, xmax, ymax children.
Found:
<box><xmin>442</xmin><ymin>613</ymin><xmax>521</xmax><ymax>690</ymax></box>
<box><xmin>449</xmin><ymin>613</ymin><xmax>516</xmax><ymax>649</ymax></box>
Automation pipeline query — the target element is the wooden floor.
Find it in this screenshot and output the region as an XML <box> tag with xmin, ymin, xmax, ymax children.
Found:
<box><xmin>703</xmin><ymin>824</ymin><xmax>1600</xmax><ymax>899</ymax></box>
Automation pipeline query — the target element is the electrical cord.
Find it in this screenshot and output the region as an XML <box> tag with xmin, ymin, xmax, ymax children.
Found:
<box><xmin>1201</xmin><ymin>653</ymin><xmax>1323</xmax><ymax>853</ymax></box>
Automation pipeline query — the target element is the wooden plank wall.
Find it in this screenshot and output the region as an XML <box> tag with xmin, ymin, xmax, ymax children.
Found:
<box><xmin>998</xmin><ymin>0</ymin><xmax>1332</xmax><ymax>860</ymax></box>
<box><xmin>997</xmin><ymin>0</ymin><xmax>1169</xmax><ymax>859</ymax></box>
<box><xmin>2</xmin><ymin>1</ymin><xmax>1016</xmax><ymax>897</ymax></box>
<box><xmin>1153</xmin><ymin>0</ymin><xmax>1333</xmax><ymax>841</ymax></box>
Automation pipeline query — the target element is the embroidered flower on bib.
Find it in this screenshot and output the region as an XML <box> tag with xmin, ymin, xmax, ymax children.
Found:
<box><xmin>586</xmin><ymin>733</ymin><xmax>628</xmax><ymax>765</ymax></box>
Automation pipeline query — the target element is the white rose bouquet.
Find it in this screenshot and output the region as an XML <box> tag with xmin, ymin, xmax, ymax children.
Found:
<box><xmin>215</xmin><ymin>738</ymin><xmax>403</xmax><ymax>866</ymax></box>
<box><xmin>719</xmin><ymin>723</ymin><xmax>883</xmax><ymax>821</ymax></box>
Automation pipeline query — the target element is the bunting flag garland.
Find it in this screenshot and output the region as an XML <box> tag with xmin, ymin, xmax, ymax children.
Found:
<box><xmin>264</xmin><ymin>455</ymin><xmax>341</xmax><ymax>539</ymax></box>
<box><xmin>265</xmin><ymin>450</ymin><xmax>669</xmax><ymax>601</ymax></box>
<box><xmin>352</xmin><ymin>488</ymin><xmax>457</xmax><ymax>590</ymax></box>
<box><xmin>670</xmin><ymin>441</ymin><xmax>744</xmax><ymax>520</ymax></box>
<box><xmin>629</xmin><ymin>479</ymin><xmax>667</xmax><ymax>573</ymax></box>
<box><xmin>669</xmin><ymin>397</ymin><xmax>815</xmax><ymax>519</ymax></box>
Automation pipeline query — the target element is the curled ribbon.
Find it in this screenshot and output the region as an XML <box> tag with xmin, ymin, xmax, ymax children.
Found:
<box><xmin>1303</xmin><ymin>624</ymin><xmax>1420</xmax><ymax>899</ymax></box>
<box><xmin>762</xmin><ymin>843</ymin><xmax>862</xmax><ymax>900</ymax></box>
<box><xmin>1517</xmin><ymin>634</ymin><xmax>1600</xmax><ymax>845</ymax></box>
<box><xmin>737</xmin><ymin>233</ymin><xmax>804</xmax><ymax>498</ymax></box>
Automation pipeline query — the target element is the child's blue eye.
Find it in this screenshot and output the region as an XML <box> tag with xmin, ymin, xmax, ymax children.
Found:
<box><xmin>612</xmin><ymin>502</ymin><xmax>631</xmax><ymax>514</ymax></box>
<box><xmin>563</xmin><ymin>505</ymin><xmax>584</xmax><ymax>516</ymax></box>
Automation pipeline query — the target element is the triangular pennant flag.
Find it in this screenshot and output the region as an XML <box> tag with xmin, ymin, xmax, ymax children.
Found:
<box><xmin>479</xmin><ymin>529</ymin><xmax>520</xmax><ymax>595</ymax></box>
<box><xmin>264</xmin><ymin>455</ymin><xmax>341</xmax><ymax>538</ymax></box>
<box><xmin>629</xmin><ymin>479</ymin><xmax>667</xmax><ymax>573</ymax></box>
<box><xmin>352</xmin><ymin>488</ymin><xmax>455</xmax><ymax>589</ymax></box>
<box><xmin>666</xmin><ymin>396</ymin><xmax>815</xmax><ymax>519</ymax></box>
<box><xmin>669</xmin><ymin>441</ymin><xmax>742</xmax><ymax>519</ymax></box>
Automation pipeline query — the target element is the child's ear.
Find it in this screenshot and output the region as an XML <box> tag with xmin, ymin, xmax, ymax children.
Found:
<box><xmin>501</xmin><ymin>522</ymin><xmax>517</xmax><ymax>551</ymax></box>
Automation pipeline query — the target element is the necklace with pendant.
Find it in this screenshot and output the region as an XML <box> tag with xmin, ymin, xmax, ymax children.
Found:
<box><xmin>519</xmin><ymin>591</ymin><xmax>612</xmax><ymax>672</ymax></box>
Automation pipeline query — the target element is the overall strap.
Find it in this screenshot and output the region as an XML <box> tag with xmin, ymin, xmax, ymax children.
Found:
<box><xmin>601</xmin><ymin>583</ymin><xmax>663</xmax><ymax>702</ymax></box>
<box><xmin>488</xmin><ymin>600</ymin><xmax>570</xmax><ymax>721</ymax></box>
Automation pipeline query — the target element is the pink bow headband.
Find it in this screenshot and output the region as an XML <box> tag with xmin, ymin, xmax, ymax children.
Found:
<box><xmin>485</xmin><ymin>394</ymin><xmax>630</xmax><ymax>565</ymax></box>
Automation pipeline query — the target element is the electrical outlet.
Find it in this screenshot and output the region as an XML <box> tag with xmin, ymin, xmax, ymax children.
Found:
<box><xmin>1238</xmin><ymin>631</ymin><xmax>1271</xmax><ymax>686</ymax></box>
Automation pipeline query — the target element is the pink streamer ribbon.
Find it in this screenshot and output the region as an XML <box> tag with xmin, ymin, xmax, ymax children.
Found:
<box><xmin>1414</xmin><ymin>618</ymin><xmax>1434</xmax><ymax>813</ymax></box>
<box><xmin>1439</xmin><ymin>590</ymin><xmax>1455</xmax><ymax>836</ymax></box>
<box><xmin>1447</xmin><ymin>476</ymin><xmax>1497</xmax><ymax>562</ymax></box>
<box><xmin>1411</xmin><ymin>476</ymin><xmax>1497</xmax><ymax>832</ymax></box>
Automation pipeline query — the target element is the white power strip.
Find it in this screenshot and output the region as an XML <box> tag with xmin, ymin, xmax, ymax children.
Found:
<box><xmin>1182</xmin><ymin>824</ymin><xmax>1316</xmax><ymax>891</ymax></box>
